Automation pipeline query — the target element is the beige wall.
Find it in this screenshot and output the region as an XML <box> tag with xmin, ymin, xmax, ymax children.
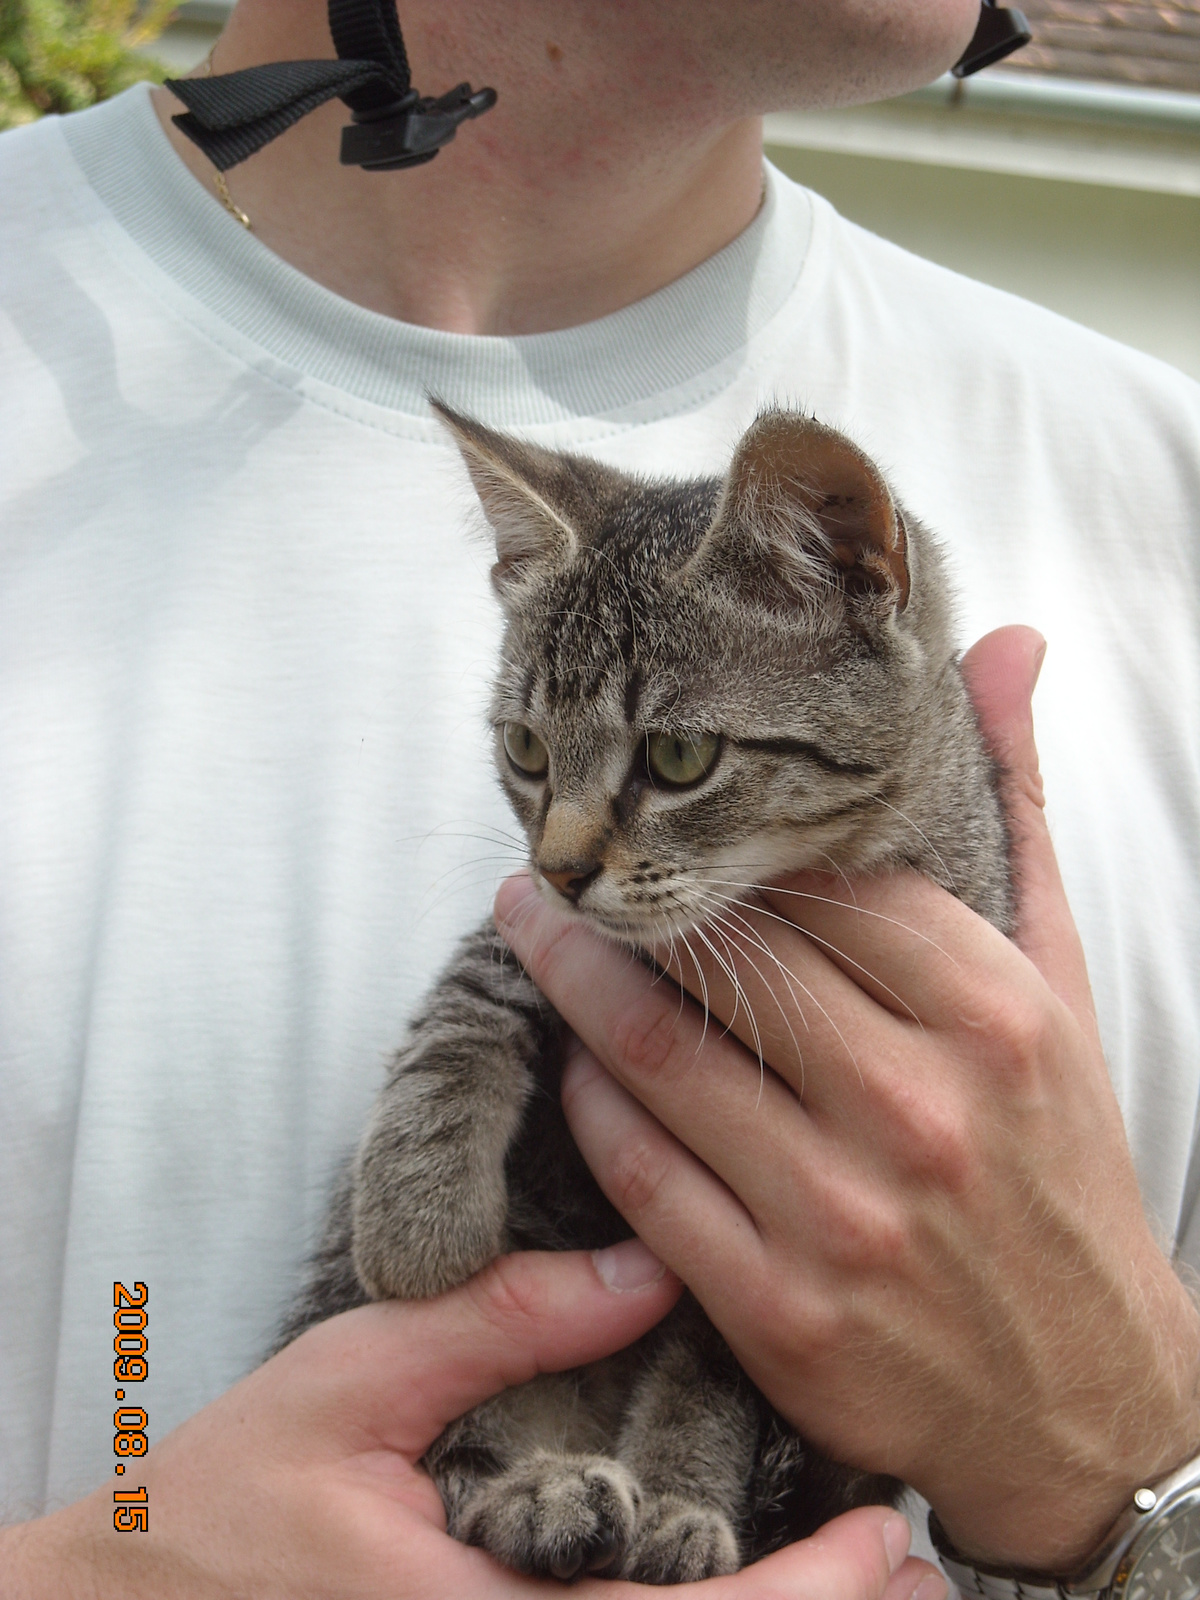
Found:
<box><xmin>765</xmin><ymin>143</ymin><xmax>1200</xmax><ymax>383</ymax></box>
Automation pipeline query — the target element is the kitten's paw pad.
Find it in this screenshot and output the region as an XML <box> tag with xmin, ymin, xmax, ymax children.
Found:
<box><xmin>623</xmin><ymin>1499</ymin><xmax>740</xmax><ymax>1584</ymax></box>
<box><xmin>457</xmin><ymin>1453</ymin><xmax>641</xmax><ymax>1581</ymax></box>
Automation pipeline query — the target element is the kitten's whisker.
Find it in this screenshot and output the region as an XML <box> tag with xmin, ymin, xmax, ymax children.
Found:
<box><xmin>443</xmin><ymin>831</ymin><xmax>529</xmax><ymax>856</ymax></box>
<box><xmin>699</xmin><ymin>910</ymin><xmax>804</xmax><ymax>1109</ymax></box>
<box><xmin>410</xmin><ymin>870</ymin><xmax>534</xmax><ymax>938</ymax></box>
<box><xmin>424</xmin><ymin>847</ymin><xmax>525</xmax><ymax>865</ymax></box>
<box><xmin>695</xmin><ymin>888</ymin><xmax>924</xmax><ymax>1030</ymax></box>
<box><xmin>681</xmin><ymin>909</ymin><xmax>744</xmax><ymax>1032</ymax></box>
<box><xmin>874</xmin><ymin>800</ymin><xmax>958</xmax><ymax>893</ymax></box>
<box><xmin>677</xmin><ymin>930</ymin><xmax>713</xmax><ymax>1050</ymax></box>
<box><xmin>411</xmin><ymin>856</ymin><xmax>529</xmax><ymax>914</ymax></box>
<box><xmin>696</xmin><ymin>895</ymin><xmax>814</xmax><ymax>1057</ymax></box>
<box><xmin>660</xmin><ymin>928</ymin><xmax>691</xmax><ymax>1026</ymax></box>
<box><xmin>493</xmin><ymin>893</ymin><xmax>555</xmax><ymax>976</ymax></box>
<box><xmin>704</xmin><ymin>920</ymin><xmax>770</xmax><ymax>1107</ymax></box>
<box><xmin>694</xmin><ymin>877</ymin><xmax>959</xmax><ymax>972</ymax></box>
<box><xmin>690</xmin><ymin>922</ymin><xmax>764</xmax><ymax>1078</ymax></box>
<box><xmin>419</xmin><ymin>852</ymin><xmax>526</xmax><ymax>886</ymax></box>
<box><xmin>811</xmin><ymin>850</ymin><xmax>861</xmax><ymax>910</ymax></box>
<box><xmin>707</xmin><ymin>901</ymin><xmax>812</xmax><ymax>1032</ymax></box>
<box><xmin>399</xmin><ymin>821</ymin><xmax>529</xmax><ymax>852</ymax></box>
<box><xmin>711</xmin><ymin>933</ymin><xmax>805</xmax><ymax>1107</ymax></box>
<box><xmin>691</xmin><ymin>894</ymin><xmax>862</xmax><ymax>1091</ymax></box>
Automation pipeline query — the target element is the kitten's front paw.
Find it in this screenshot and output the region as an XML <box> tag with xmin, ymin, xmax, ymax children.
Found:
<box><xmin>456</xmin><ymin>1453</ymin><xmax>642</xmax><ymax>1581</ymax></box>
<box><xmin>351</xmin><ymin>1090</ymin><xmax>510</xmax><ymax>1300</ymax></box>
<box><xmin>351</xmin><ymin>1173</ymin><xmax>507</xmax><ymax>1301</ymax></box>
<box><xmin>623</xmin><ymin>1496</ymin><xmax>740</xmax><ymax>1584</ymax></box>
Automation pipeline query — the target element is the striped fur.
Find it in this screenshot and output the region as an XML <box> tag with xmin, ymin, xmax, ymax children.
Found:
<box><xmin>282</xmin><ymin>409</ymin><xmax>1011</xmax><ymax>1582</ymax></box>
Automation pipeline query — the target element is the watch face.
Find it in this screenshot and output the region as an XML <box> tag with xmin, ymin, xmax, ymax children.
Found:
<box><xmin>1126</xmin><ymin>1496</ymin><xmax>1200</xmax><ymax>1600</ymax></box>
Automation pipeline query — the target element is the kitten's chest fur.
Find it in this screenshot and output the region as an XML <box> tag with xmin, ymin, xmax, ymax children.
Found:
<box><xmin>505</xmin><ymin>1034</ymin><xmax>631</xmax><ymax>1255</ymax></box>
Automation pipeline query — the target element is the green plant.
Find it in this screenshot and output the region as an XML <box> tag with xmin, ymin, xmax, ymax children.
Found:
<box><xmin>0</xmin><ymin>0</ymin><xmax>179</xmax><ymax>130</ymax></box>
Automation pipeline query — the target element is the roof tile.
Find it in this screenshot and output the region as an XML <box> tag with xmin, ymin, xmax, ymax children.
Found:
<box><xmin>1001</xmin><ymin>0</ymin><xmax>1200</xmax><ymax>91</ymax></box>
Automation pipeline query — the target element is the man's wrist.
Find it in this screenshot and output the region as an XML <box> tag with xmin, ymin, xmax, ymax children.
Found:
<box><xmin>933</xmin><ymin>1261</ymin><xmax>1200</xmax><ymax>1574</ymax></box>
<box><xmin>933</xmin><ymin>1417</ymin><xmax>1200</xmax><ymax>1577</ymax></box>
<box><xmin>1</xmin><ymin>1517</ymin><xmax>69</xmax><ymax>1600</ymax></box>
<box><xmin>935</xmin><ymin>1438</ymin><xmax>1200</xmax><ymax>1577</ymax></box>
<box><xmin>1</xmin><ymin>1497</ymin><xmax>122</xmax><ymax>1600</ymax></box>
<box><xmin>932</xmin><ymin>1447</ymin><xmax>1200</xmax><ymax>1600</ymax></box>
<box><xmin>934</xmin><ymin>1481</ymin><xmax>1133</xmax><ymax>1578</ymax></box>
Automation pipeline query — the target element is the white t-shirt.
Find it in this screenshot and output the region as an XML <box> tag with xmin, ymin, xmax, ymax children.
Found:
<box><xmin>2</xmin><ymin>83</ymin><xmax>1198</xmax><ymax>1521</ymax></box>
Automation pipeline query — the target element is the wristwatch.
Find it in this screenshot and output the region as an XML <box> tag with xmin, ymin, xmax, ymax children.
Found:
<box><xmin>929</xmin><ymin>1453</ymin><xmax>1200</xmax><ymax>1600</ymax></box>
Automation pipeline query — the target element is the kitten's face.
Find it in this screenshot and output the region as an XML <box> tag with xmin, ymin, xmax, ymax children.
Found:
<box><xmin>434</xmin><ymin>403</ymin><xmax>934</xmax><ymax>943</ymax></box>
<box><xmin>490</xmin><ymin>518</ymin><xmax>908</xmax><ymax>941</ymax></box>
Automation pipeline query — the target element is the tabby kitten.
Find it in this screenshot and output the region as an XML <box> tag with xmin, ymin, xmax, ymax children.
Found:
<box><xmin>281</xmin><ymin>405</ymin><xmax>1011</xmax><ymax>1584</ymax></box>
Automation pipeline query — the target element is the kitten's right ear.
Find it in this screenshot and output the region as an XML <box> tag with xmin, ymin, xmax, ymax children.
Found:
<box><xmin>431</xmin><ymin>400</ymin><xmax>580</xmax><ymax>601</ymax></box>
<box><xmin>692</xmin><ymin>410</ymin><xmax>910</xmax><ymax>618</ymax></box>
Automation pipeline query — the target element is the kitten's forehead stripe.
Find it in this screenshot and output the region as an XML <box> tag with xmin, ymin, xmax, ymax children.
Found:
<box><xmin>539</xmin><ymin>478</ymin><xmax>723</xmax><ymax>699</ymax></box>
<box><xmin>624</xmin><ymin>671</ymin><xmax>642</xmax><ymax>725</ymax></box>
<box><xmin>734</xmin><ymin>738</ymin><xmax>882</xmax><ymax>778</ymax></box>
<box><xmin>777</xmin><ymin>787</ymin><xmax>896</xmax><ymax>828</ymax></box>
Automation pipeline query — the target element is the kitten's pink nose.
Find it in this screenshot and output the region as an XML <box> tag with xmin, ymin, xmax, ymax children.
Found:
<box><xmin>541</xmin><ymin>863</ymin><xmax>601</xmax><ymax>903</ymax></box>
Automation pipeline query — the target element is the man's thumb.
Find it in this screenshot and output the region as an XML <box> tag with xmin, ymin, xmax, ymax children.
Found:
<box><xmin>369</xmin><ymin>1243</ymin><xmax>681</xmax><ymax>1452</ymax></box>
<box><xmin>960</xmin><ymin>626</ymin><xmax>1095</xmax><ymax>1026</ymax></box>
<box><xmin>960</xmin><ymin>625</ymin><xmax>1045</xmax><ymax>799</ymax></box>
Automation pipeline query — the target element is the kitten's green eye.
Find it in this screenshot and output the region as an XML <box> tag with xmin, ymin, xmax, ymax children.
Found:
<box><xmin>646</xmin><ymin>731</ymin><xmax>720</xmax><ymax>787</ymax></box>
<box><xmin>503</xmin><ymin>722</ymin><xmax>549</xmax><ymax>777</ymax></box>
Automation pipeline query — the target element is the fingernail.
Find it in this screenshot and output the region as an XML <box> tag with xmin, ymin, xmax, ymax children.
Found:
<box><xmin>593</xmin><ymin>1238</ymin><xmax>667</xmax><ymax>1292</ymax></box>
<box><xmin>1031</xmin><ymin>635</ymin><xmax>1047</xmax><ymax>691</ymax></box>
<box><xmin>911</xmin><ymin>1575</ymin><xmax>949</xmax><ymax>1600</ymax></box>
<box><xmin>883</xmin><ymin>1514</ymin><xmax>912</xmax><ymax>1574</ymax></box>
<box><xmin>495</xmin><ymin>874</ymin><xmax>537</xmax><ymax>930</ymax></box>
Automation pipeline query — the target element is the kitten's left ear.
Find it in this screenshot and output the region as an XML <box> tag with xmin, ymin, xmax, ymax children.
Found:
<box><xmin>432</xmin><ymin>400</ymin><xmax>584</xmax><ymax>603</ymax></box>
<box><xmin>695</xmin><ymin>410</ymin><xmax>910</xmax><ymax>614</ymax></box>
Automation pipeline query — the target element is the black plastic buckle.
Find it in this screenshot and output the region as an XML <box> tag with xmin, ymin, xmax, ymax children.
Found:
<box><xmin>340</xmin><ymin>81</ymin><xmax>498</xmax><ymax>170</ymax></box>
<box><xmin>952</xmin><ymin>2</ymin><xmax>1032</xmax><ymax>78</ymax></box>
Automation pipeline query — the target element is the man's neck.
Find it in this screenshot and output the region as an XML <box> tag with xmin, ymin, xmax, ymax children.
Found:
<box><xmin>151</xmin><ymin>1</ymin><xmax>764</xmax><ymax>337</ymax></box>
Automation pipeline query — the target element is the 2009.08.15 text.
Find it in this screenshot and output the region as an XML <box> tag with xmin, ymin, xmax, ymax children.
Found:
<box><xmin>112</xmin><ymin>1281</ymin><xmax>148</xmax><ymax>1532</ymax></box>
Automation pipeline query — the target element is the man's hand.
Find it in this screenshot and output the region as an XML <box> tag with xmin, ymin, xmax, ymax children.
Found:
<box><xmin>496</xmin><ymin>627</ymin><xmax>1200</xmax><ymax>1574</ymax></box>
<box><xmin>2</xmin><ymin>1241</ymin><xmax>937</xmax><ymax>1600</ymax></box>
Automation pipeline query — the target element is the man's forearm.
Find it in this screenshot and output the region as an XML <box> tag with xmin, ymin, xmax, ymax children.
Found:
<box><xmin>1</xmin><ymin>1507</ymin><xmax>112</xmax><ymax>1600</ymax></box>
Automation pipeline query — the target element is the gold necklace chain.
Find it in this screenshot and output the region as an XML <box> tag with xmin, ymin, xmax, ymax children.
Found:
<box><xmin>200</xmin><ymin>53</ymin><xmax>252</xmax><ymax>230</ymax></box>
<box><xmin>212</xmin><ymin>169</ymin><xmax>252</xmax><ymax>229</ymax></box>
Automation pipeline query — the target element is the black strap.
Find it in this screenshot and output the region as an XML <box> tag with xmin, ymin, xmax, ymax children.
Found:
<box><xmin>951</xmin><ymin>2</ymin><xmax>1032</xmax><ymax>78</ymax></box>
<box><xmin>165</xmin><ymin>0</ymin><xmax>495</xmax><ymax>172</ymax></box>
<box><xmin>326</xmin><ymin>0</ymin><xmax>411</xmax><ymax>114</ymax></box>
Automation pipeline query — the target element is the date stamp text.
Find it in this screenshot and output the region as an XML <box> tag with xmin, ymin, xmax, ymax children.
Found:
<box><xmin>112</xmin><ymin>1281</ymin><xmax>148</xmax><ymax>1532</ymax></box>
